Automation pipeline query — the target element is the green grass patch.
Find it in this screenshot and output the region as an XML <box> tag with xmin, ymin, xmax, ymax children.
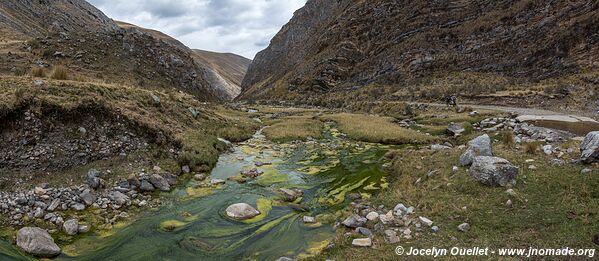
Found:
<box><xmin>263</xmin><ymin>115</ymin><xmax>324</xmax><ymax>142</ymax></box>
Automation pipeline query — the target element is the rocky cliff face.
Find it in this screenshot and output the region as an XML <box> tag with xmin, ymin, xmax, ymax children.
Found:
<box><xmin>192</xmin><ymin>50</ymin><xmax>251</xmax><ymax>100</ymax></box>
<box><xmin>240</xmin><ymin>0</ymin><xmax>599</xmax><ymax>101</ymax></box>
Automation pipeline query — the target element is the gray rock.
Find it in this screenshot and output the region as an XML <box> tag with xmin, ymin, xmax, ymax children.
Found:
<box><xmin>181</xmin><ymin>165</ymin><xmax>191</xmax><ymax>174</ymax></box>
<box><xmin>87</xmin><ymin>169</ymin><xmax>102</xmax><ymax>189</ymax></box>
<box><xmin>470</xmin><ymin>156</ymin><xmax>519</xmax><ymax>187</ymax></box>
<box><xmin>108</xmin><ymin>191</ymin><xmax>129</xmax><ymax>206</ymax></box>
<box><xmin>47</xmin><ymin>199</ymin><xmax>60</xmax><ymax>211</ymax></box>
<box><xmin>419</xmin><ymin>216</ymin><xmax>433</xmax><ymax>227</ymax></box>
<box><xmin>71</xmin><ymin>203</ymin><xmax>85</xmax><ymax>211</ymax></box>
<box><xmin>581</xmin><ymin>132</ymin><xmax>599</xmax><ymax>164</ymax></box>
<box><xmin>355</xmin><ymin>227</ymin><xmax>373</xmax><ymax>238</ymax></box>
<box><xmin>384</xmin><ymin>230</ymin><xmax>400</xmax><ymax>244</ymax></box>
<box><xmin>278</xmin><ymin>188</ymin><xmax>302</xmax><ymax>202</ymax></box>
<box><xmin>149</xmin><ymin>174</ymin><xmax>170</xmax><ymax>192</ymax></box>
<box><xmin>447</xmin><ymin>123</ymin><xmax>466</xmax><ymax>136</ymax></box>
<box><xmin>351</xmin><ymin>238</ymin><xmax>372</xmax><ymax>247</ymax></box>
<box><xmin>432</xmin><ymin>226</ymin><xmax>440</xmax><ymax>233</ymax></box>
<box><xmin>16</xmin><ymin>227</ymin><xmax>61</xmax><ymax>257</ymax></box>
<box><xmin>225</xmin><ymin>203</ymin><xmax>260</xmax><ymax>220</ymax></box>
<box><xmin>581</xmin><ymin>168</ymin><xmax>592</xmax><ymax>175</ymax></box>
<box><xmin>303</xmin><ymin>216</ymin><xmax>316</xmax><ymax>223</ymax></box>
<box><xmin>139</xmin><ymin>180</ymin><xmax>155</xmax><ymax>192</ymax></box>
<box><xmin>458</xmin><ymin>223</ymin><xmax>471</xmax><ymax>232</ymax></box>
<box><xmin>459</xmin><ymin>134</ymin><xmax>493</xmax><ymax>166</ymax></box>
<box><xmin>63</xmin><ymin>219</ymin><xmax>79</xmax><ymax>235</ymax></box>
<box><xmin>80</xmin><ymin>190</ymin><xmax>96</xmax><ymax>206</ymax></box>
<box><xmin>78</xmin><ymin>225</ymin><xmax>90</xmax><ymax>233</ymax></box>
<box><xmin>431</xmin><ymin>144</ymin><xmax>451</xmax><ymax>150</ymax></box>
<box><xmin>342</xmin><ymin>214</ymin><xmax>367</xmax><ymax>228</ymax></box>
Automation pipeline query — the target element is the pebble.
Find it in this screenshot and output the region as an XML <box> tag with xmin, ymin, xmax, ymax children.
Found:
<box><xmin>303</xmin><ymin>216</ymin><xmax>316</xmax><ymax>223</ymax></box>
<box><xmin>458</xmin><ymin>223</ymin><xmax>471</xmax><ymax>232</ymax></box>
<box><xmin>366</xmin><ymin>212</ymin><xmax>379</xmax><ymax>221</ymax></box>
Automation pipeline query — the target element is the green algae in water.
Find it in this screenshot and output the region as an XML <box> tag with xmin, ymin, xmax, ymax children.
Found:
<box><xmin>3</xmin><ymin>127</ymin><xmax>392</xmax><ymax>261</ymax></box>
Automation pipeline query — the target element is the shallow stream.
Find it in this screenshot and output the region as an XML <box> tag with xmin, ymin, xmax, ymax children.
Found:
<box><xmin>1</xmin><ymin>125</ymin><xmax>391</xmax><ymax>260</ymax></box>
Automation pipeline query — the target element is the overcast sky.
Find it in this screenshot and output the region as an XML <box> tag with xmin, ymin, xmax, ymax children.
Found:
<box><xmin>88</xmin><ymin>0</ymin><xmax>306</xmax><ymax>59</ymax></box>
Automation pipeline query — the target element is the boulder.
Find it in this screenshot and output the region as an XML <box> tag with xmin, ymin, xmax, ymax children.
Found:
<box><xmin>447</xmin><ymin>123</ymin><xmax>465</xmax><ymax>136</ymax></box>
<box><xmin>278</xmin><ymin>188</ymin><xmax>302</xmax><ymax>202</ymax></box>
<box><xmin>16</xmin><ymin>227</ymin><xmax>61</xmax><ymax>257</ymax></box>
<box><xmin>581</xmin><ymin>132</ymin><xmax>599</xmax><ymax>164</ymax></box>
<box><xmin>86</xmin><ymin>169</ymin><xmax>102</xmax><ymax>189</ymax></box>
<box><xmin>342</xmin><ymin>214</ymin><xmax>367</xmax><ymax>228</ymax></box>
<box><xmin>459</xmin><ymin>135</ymin><xmax>493</xmax><ymax>166</ymax></box>
<box><xmin>139</xmin><ymin>180</ymin><xmax>155</xmax><ymax>192</ymax></box>
<box><xmin>470</xmin><ymin>156</ymin><xmax>519</xmax><ymax>187</ymax></box>
<box><xmin>63</xmin><ymin>219</ymin><xmax>79</xmax><ymax>235</ymax></box>
<box><xmin>108</xmin><ymin>191</ymin><xmax>129</xmax><ymax>206</ymax></box>
<box><xmin>225</xmin><ymin>203</ymin><xmax>260</xmax><ymax>220</ymax></box>
<box><xmin>79</xmin><ymin>190</ymin><xmax>96</xmax><ymax>206</ymax></box>
<box><xmin>149</xmin><ymin>174</ymin><xmax>171</xmax><ymax>192</ymax></box>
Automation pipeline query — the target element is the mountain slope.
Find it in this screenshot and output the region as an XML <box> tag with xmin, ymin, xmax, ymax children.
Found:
<box><xmin>0</xmin><ymin>0</ymin><xmax>248</xmax><ymax>101</ymax></box>
<box><xmin>240</xmin><ymin>0</ymin><xmax>599</xmax><ymax>102</ymax></box>
<box><xmin>192</xmin><ymin>50</ymin><xmax>251</xmax><ymax>100</ymax></box>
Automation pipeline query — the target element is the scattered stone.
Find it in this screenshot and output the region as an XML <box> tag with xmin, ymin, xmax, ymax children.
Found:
<box><xmin>342</xmin><ymin>214</ymin><xmax>367</xmax><ymax>228</ymax></box>
<box><xmin>581</xmin><ymin>168</ymin><xmax>592</xmax><ymax>175</ymax></box>
<box><xmin>72</xmin><ymin>203</ymin><xmax>86</xmax><ymax>211</ymax></box>
<box><xmin>469</xmin><ymin>156</ymin><xmax>519</xmax><ymax>187</ymax></box>
<box><xmin>459</xmin><ymin>135</ymin><xmax>493</xmax><ymax>166</ymax></box>
<box><xmin>210</xmin><ymin>179</ymin><xmax>226</xmax><ymax>185</ymax></box>
<box><xmin>225</xmin><ymin>203</ymin><xmax>260</xmax><ymax>220</ymax></box>
<box><xmin>419</xmin><ymin>216</ymin><xmax>434</xmax><ymax>227</ymax></box>
<box><xmin>528</xmin><ymin>165</ymin><xmax>537</xmax><ymax>170</ymax></box>
<box><xmin>193</xmin><ymin>174</ymin><xmax>207</xmax><ymax>181</ymax></box>
<box><xmin>86</xmin><ymin>169</ymin><xmax>102</xmax><ymax>189</ymax></box>
<box><xmin>506</xmin><ymin>199</ymin><xmax>513</xmax><ymax>208</ymax></box>
<box><xmin>432</xmin><ymin>226</ymin><xmax>440</xmax><ymax>233</ymax></box>
<box><xmin>108</xmin><ymin>191</ymin><xmax>129</xmax><ymax>206</ymax></box>
<box><xmin>278</xmin><ymin>188</ymin><xmax>302</xmax><ymax>202</ymax></box>
<box><xmin>181</xmin><ymin>165</ymin><xmax>191</xmax><ymax>174</ymax></box>
<box><xmin>303</xmin><ymin>216</ymin><xmax>316</xmax><ymax>223</ymax></box>
<box><xmin>78</xmin><ymin>225</ymin><xmax>90</xmax><ymax>233</ymax></box>
<box><xmin>351</xmin><ymin>238</ymin><xmax>372</xmax><ymax>247</ymax></box>
<box><xmin>63</xmin><ymin>219</ymin><xmax>79</xmax><ymax>236</ymax></box>
<box><xmin>542</xmin><ymin>145</ymin><xmax>553</xmax><ymax>155</ymax></box>
<box><xmin>447</xmin><ymin>123</ymin><xmax>466</xmax><ymax>136</ymax></box>
<box><xmin>139</xmin><ymin>180</ymin><xmax>155</xmax><ymax>192</ymax></box>
<box><xmin>80</xmin><ymin>190</ymin><xmax>97</xmax><ymax>206</ymax></box>
<box><xmin>431</xmin><ymin>144</ymin><xmax>451</xmax><ymax>150</ymax></box>
<box><xmin>16</xmin><ymin>227</ymin><xmax>61</xmax><ymax>257</ymax></box>
<box><xmin>355</xmin><ymin>227</ymin><xmax>373</xmax><ymax>238</ymax></box>
<box><xmin>581</xmin><ymin>132</ymin><xmax>599</xmax><ymax>164</ymax></box>
<box><xmin>366</xmin><ymin>212</ymin><xmax>379</xmax><ymax>221</ymax></box>
<box><xmin>379</xmin><ymin>211</ymin><xmax>395</xmax><ymax>225</ymax></box>
<box><xmin>458</xmin><ymin>223</ymin><xmax>471</xmax><ymax>232</ymax></box>
<box><xmin>149</xmin><ymin>174</ymin><xmax>171</xmax><ymax>192</ymax></box>
<box><xmin>383</xmin><ymin>230</ymin><xmax>400</xmax><ymax>244</ymax></box>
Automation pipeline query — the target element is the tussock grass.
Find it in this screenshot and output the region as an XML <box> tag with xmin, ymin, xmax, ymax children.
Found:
<box><xmin>30</xmin><ymin>67</ymin><xmax>45</xmax><ymax>77</ymax></box>
<box><xmin>502</xmin><ymin>130</ymin><xmax>515</xmax><ymax>148</ymax></box>
<box><xmin>263</xmin><ymin>116</ymin><xmax>323</xmax><ymax>142</ymax></box>
<box><xmin>319</xmin><ymin>144</ymin><xmax>599</xmax><ymax>260</ymax></box>
<box><xmin>49</xmin><ymin>66</ymin><xmax>68</xmax><ymax>80</ymax></box>
<box><xmin>322</xmin><ymin>113</ymin><xmax>433</xmax><ymax>144</ymax></box>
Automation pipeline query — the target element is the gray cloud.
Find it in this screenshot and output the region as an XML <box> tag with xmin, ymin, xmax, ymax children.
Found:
<box><xmin>87</xmin><ymin>0</ymin><xmax>306</xmax><ymax>59</ymax></box>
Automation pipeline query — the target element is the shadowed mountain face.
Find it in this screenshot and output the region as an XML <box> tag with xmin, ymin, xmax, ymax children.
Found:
<box><xmin>0</xmin><ymin>0</ymin><xmax>250</xmax><ymax>101</ymax></box>
<box><xmin>192</xmin><ymin>50</ymin><xmax>251</xmax><ymax>100</ymax></box>
<box><xmin>239</xmin><ymin>0</ymin><xmax>599</xmax><ymax>100</ymax></box>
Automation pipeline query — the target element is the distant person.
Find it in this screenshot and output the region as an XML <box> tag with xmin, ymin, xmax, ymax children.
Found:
<box><xmin>444</xmin><ymin>95</ymin><xmax>458</xmax><ymax>108</ymax></box>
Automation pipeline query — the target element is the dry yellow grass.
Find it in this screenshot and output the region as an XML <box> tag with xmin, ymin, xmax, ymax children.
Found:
<box><xmin>263</xmin><ymin>115</ymin><xmax>323</xmax><ymax>142</ymax></box>
<box><xmin>322</xmin><ymin>113</ymin><xmax>434</xmax><ymax>144</ymax></box>
<box><xmin>49</xmin><ymin>65</ymin><xmax>68</xmax><ymax>80</ymax></box>
<box><xmin>30</xmin><ymin>67</ymin><xmax>45</xmax><ymax>77</ymax></box>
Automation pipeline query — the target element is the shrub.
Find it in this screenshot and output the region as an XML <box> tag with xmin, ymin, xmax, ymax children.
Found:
<box><xmin>50</xmin><ymin>66</ymin><xmax>68</xmax><ymax>80</ymax></box>
<box><xmin>30</xmin><ymin>67</ymin><xmax>45</xmax><ymax>77</ymax></box>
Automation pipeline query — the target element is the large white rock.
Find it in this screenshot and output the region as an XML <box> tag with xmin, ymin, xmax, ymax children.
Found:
<box><xmin>470</xmin><ymin>156</ymin><xmax>519</xmax><ymax>187</ymax></box>
<box><xmin>225</xmin><ymin>203</ymin><xmax>260</xmax><ymax>220</ymax></box>
<box><xmin>352</xmin><ymin>238</ymin><xmax>372</xmax><ymax>247</ymax></box>
<box><xmin>581</xmin><ymin>131</ymin><xmax>599</xmax><ymax>164</ymax></box>
<box><xmin>459</xmin><ymin>135</ymin><xmax>493</xmax><ymax>166</ymax></box>
<box><xmin>16</xmin><ymin>227</ymin><xmax>61</xmax><ymax>257</ymax></box>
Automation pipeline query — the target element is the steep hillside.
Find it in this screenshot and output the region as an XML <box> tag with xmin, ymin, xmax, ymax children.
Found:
<box><xmin>117</xmin><ymin>22</ymin><xmax>251</xmax><ymax>100</ymax></box>
<box><xmin>0</xmin><ymin>0</ymin><xmax>224</xmax><ymax>101</ymax></box>
<box><xmin>192</xmin><ymin>50</ymin><xmax>251</xmax><ymax>100</ymax></box>
<box><xmin>240</xmin><ymin>0</ymin><xmax>599</xmax><ymax>107</ymax></box>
